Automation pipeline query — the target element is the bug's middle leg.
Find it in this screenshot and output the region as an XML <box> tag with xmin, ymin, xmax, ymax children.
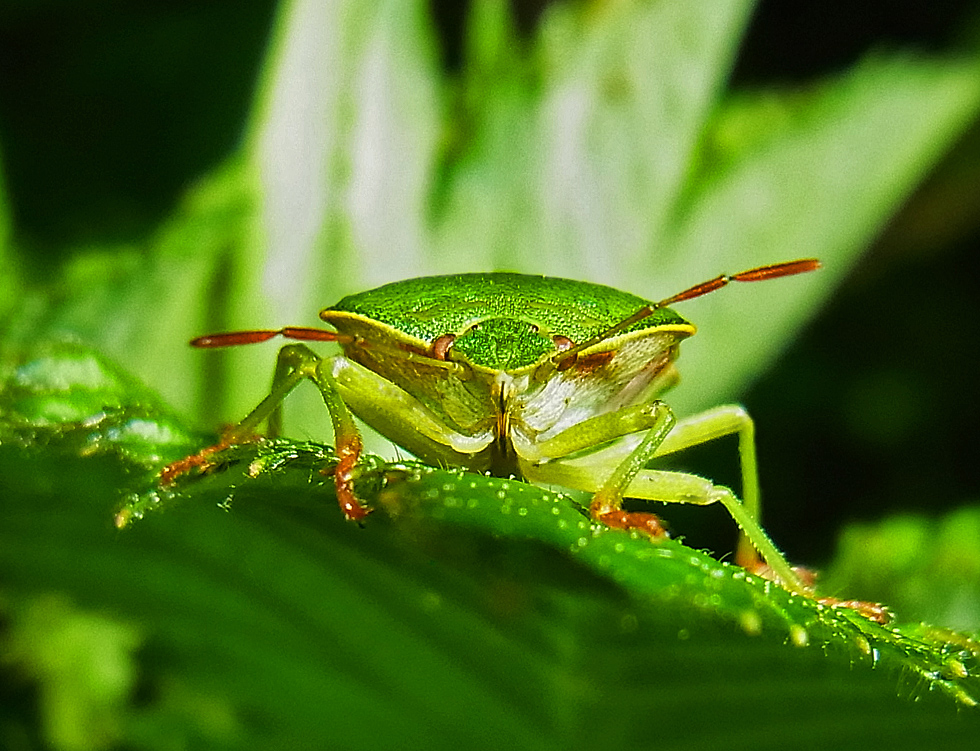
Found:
<box><xmin>521</xmin><ymin>401</ymin><xmax>808</xmax><ymax>595</ymax></box>
<box><xmin>651</xmin><ymin>405</ymin><xmax>761</xmax><ymax>570</ymax></box>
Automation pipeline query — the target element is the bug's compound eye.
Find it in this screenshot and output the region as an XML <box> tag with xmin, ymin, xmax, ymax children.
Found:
<box><xmin>552</xmin><ymin>335</ymin><xmax>578</xmax><ymax>371</ymax></box>
<box><xmin>430</xmin><ymin>333</ymin><xmax>456</xmax><ymax>361</ymax></box>
<box><xmin>552</xmin><ymin>335</ymin><xmax>574</xmax><ymax>350</ymax></box>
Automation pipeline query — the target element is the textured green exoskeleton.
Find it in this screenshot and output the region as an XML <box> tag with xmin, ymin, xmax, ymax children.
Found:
<box><xmin>166</xmin><ymin>261</ymin><xmax>820</xmax><ymax>595</ymax></box>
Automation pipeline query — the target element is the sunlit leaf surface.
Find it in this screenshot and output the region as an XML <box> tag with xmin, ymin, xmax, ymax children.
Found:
<box><xmin>3</xmin><ymin>344</ymin><xmax>979</xmax><ymax>750</ymax></box>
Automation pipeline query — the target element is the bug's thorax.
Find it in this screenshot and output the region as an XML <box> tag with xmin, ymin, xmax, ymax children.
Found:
<box><xmin>324</xmin><ymin>305</ymin><xmax>691</xmax><ymax>473</ymax></box>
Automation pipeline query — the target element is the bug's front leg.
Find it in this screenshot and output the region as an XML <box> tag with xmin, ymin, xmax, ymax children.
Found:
<box><xmin>159</xmin><ymin>343</ymin><xmax>314</xmax><ymax>484</ymax></box>
<box><xmin>577</xmin><ymin>404</ymin><xmax>777</xmax><ymax>571</ymax></box>
<box><xmin>587</xmin><ymin>402</ymin><xmax>677</xmax><ymax>539</ymax></box>
<box><xmin>651</xmin><ymin>405</ymin><xmax>761</xmax><ymax>571</ymax></box>
<box><xmin>160</xmin><ymin>343</ymin><xmax>370</xmax><ymax>521</ymax></box>
<box><xmin>519</xmin><ymin>401</ymin><xmax>678</xmax><ymax>538</ymax></box>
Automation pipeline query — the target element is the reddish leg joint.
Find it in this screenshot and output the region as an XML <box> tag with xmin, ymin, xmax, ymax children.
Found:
<box><xmin>596</xmin><ymin>509</ymin><xmax>668</xmax><ymax>539</ymax></box>
<box><xmin>326</xmin><ymin>435</ymin><xmax>370</xmax><ymax>522</ymax></box>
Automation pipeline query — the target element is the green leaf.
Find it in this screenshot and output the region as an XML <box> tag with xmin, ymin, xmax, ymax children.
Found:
<box><xmin>3</xmin><ymin>345</ymin><xmax>980</xmax><ymax>751</ymax></box>
<box><xmin>6</xmin><ymin>5</ymin><xmax>980</xmax><ymax>746</ymax></box>
<box><xmin>0</xmin><ymin>341</ymin><xmax>202</xmax><ymax>472</ymax></box>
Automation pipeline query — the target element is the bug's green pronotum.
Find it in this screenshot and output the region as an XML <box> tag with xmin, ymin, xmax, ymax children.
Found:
<box><xmin>163</xmin><ymin>259</ymin><xmax>873</xmax><ymax>612</ymax></box>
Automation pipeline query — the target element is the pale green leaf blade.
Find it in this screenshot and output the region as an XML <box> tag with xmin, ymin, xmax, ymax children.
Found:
<box><xmin>436</xmin><ymin>0</ymin><xmax>757</xmax><ymax>280</ymax></box>
<box><xmin>527</xmin><ymin>0</ymin><xmax>756</xmax><ymax>282</ymax></box>
<box><xmin>666</xmin><ymin>57</ymin><xmax>980</xmax><ymax>414</ymax></box>
<box><xmin>4</xmin><ymin>345</ymin><xmax>980</xmax><ymax>750</ymax></box>
<box><xmin>218</xmin><ymin>0</ymin><xmax>443</xmax><ymax>431</ymax></box>
<box><xmin>244</xmin><ymin>0</ymin><xmax>442</xmax><ymax>319</ymax></box>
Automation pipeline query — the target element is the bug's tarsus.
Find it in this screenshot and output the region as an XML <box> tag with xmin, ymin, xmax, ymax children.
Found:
<box><xmin>742</xmin><ymin>553</ymin><xmax>892</xmax><ymax>625</ymax></box>
<box><xmin>818</xmin><ymin>597</ymin><xmax>893</xmax><ymax>625</ymax></box>
<box><xmin>159</xmin><ymin>430</ymin><xmax>251</xmax><ymax>486</ymax></box>
<box><xmin>595</xmin><ymin>508</ymin><xmax>668</xmax><ymax>539</ymax></box>
<box><xmin>327</xmin><ymin>433</ymin><xmax>371</xmax><ymax>522</ymax></box>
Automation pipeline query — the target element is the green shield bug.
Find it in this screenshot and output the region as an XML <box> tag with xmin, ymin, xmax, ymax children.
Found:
<box><xmin>164</xmin><ymin>259</ymin><xmax>871</xmax><ymax>611</ymax></box>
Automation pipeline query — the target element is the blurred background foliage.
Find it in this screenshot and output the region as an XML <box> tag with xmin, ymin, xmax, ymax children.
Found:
<box><xmin>4</xmin><ymin>0</ymin><xmax>980</xmax><ymax>748</ymax></box>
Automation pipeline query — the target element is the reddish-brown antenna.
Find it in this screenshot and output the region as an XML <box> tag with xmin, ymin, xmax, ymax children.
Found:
<box><xmin>190</xmin><ymin>327</ymin><xmax>351</xmax><ymax>348</ymax></box>
<box><xmin>192</xmin><ymin>260</ymin><xmax>821</xmax><ymax>354</ymax></box>
<box><xmin>549</xmin><ymin>258</ymin><xmax>821</xmax><ymax>367</ymax></box>
<box><xmin>655</xmin><ymin>258</ymin><xmax>821</xmax><ymax>308</ymax></box>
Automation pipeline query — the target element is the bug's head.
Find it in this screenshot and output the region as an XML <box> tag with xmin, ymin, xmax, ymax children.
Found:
<box><xmin>440</xmin><ymin>318</ymin><xmax>558</xmax><ymax>372</ymax></box>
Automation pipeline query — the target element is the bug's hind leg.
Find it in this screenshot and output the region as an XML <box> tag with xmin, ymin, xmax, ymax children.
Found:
<box><xmin>159</xmin><ymin>344</ymin><xmax>370</xmax><ymax>521</ymax></box>
<box><xmin>160</xmin><ymin>343</ymin><xmax>317</xmax><ymax>483</ymax></box>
